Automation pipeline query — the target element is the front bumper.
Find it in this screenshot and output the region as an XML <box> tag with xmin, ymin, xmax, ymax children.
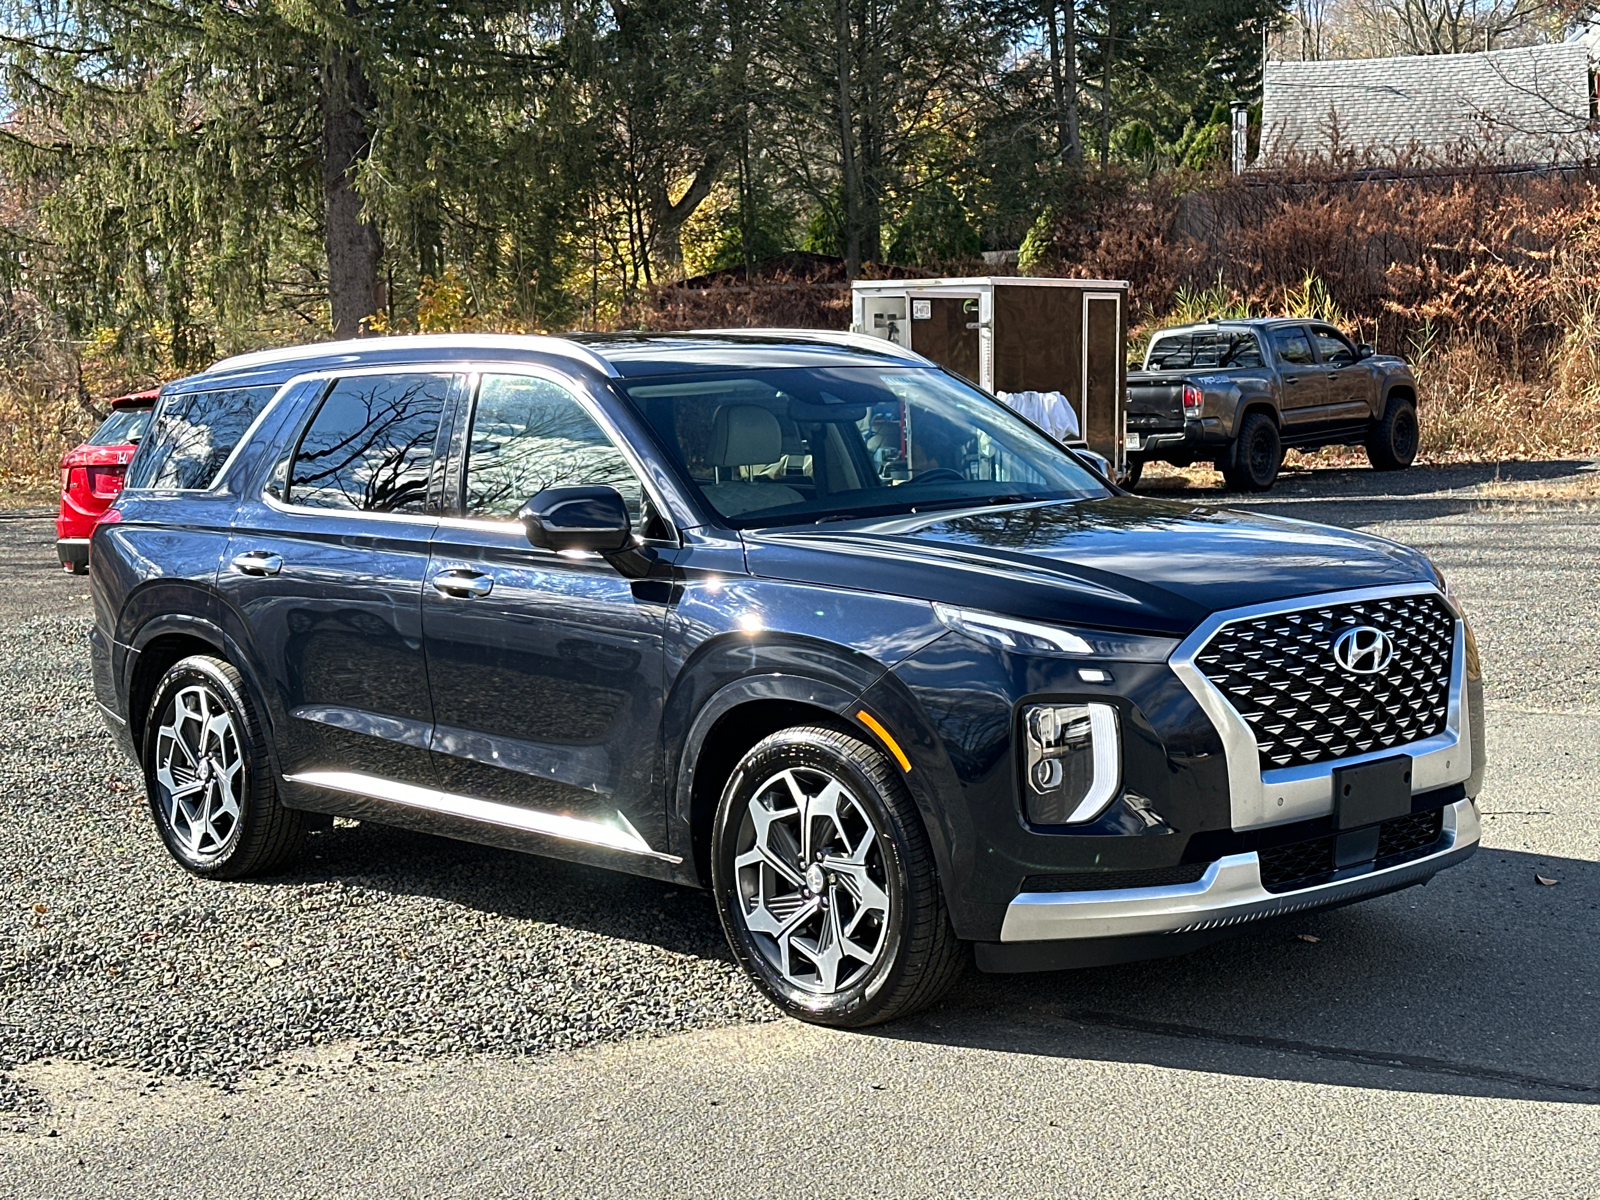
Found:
<box><xmin>998</xmin><ymin>798</ymin><xmax>1477</xmax><ymax>946</ymax></box>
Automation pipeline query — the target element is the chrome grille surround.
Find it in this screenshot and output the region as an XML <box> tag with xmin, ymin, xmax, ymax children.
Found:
<box><xmin>1193</xmin><ymin>592</ymin><xmax>1455</xmax><ymax>770</ymax></box>
<box><xmin>1168</xmin><ymin>584</ymin><xmax>1473</xmax><ymax>831</ymax></box>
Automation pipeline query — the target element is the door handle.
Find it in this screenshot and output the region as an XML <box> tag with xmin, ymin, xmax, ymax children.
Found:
<box><xmin>231</xmin><ymin>551</ymin><xmax>283</xmax><ymax>576</ymax></box>
<box><xmin>1328</xmin><ymin>372</ymin><xmax>1341</xmax><ymax>380</ymax></box>
<box><xmin>432</xmin><ymin>569</ymin><xmax>493</xmax><ymax>598</ymax></box>
<box><xmin>1284</xmin><ymin>376</ymin><xmax>1298</xmax><ymax>385</ymax></box>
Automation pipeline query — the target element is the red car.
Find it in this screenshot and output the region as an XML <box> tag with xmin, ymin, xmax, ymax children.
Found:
<box><xmin>57</xmin><ymin>389</ymin><xmax>159</xmax><ymax>573</ymax></box>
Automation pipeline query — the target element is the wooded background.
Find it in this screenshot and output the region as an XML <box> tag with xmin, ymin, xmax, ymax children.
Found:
<box><xmin>2</xmin><ymin>0</ymin><xmax>1598</xmax><ymax>490</ymax></box>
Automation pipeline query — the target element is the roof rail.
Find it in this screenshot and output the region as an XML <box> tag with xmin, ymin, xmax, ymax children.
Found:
<box><xmin>691</xmin><ymin>326</ymin><xmax>931</xmax><ymax>364</ymax></box>
<box><xmin>203</xmin><ymin>333</ymin><xmax>620</xmax><ymax>378</ymax></box>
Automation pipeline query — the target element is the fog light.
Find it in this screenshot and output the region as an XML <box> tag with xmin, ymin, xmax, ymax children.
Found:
<box><xmin>1023</xmin><ymin>702</ymin><xmax>1120</xmax><ymax>825</ymax></box>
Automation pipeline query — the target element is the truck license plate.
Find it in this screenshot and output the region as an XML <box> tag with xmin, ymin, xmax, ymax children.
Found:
<box><xmin>1126</xmin><ymin>433</ymin><xmax>1142</xmax><ymax>451</ymax></box>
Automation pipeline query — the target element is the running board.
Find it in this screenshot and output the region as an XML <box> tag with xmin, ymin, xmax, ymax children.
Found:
<box><xmin>283</xmin><ymin>769</ymin><xmax>681</xmax><ymax>864</ymax></box>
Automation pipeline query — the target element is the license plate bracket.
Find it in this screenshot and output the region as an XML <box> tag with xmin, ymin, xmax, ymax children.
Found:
<box><xmin>1333</xmin><ymin>755</ymin><xmax>1413</xmax><ymax>830</ymax></box>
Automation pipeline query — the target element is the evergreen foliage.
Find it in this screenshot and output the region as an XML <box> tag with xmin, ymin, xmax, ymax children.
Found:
<box><xmin>0</xmin><ymin>0</ymin><xmax>1287</xmax><ymax>367</ymax></box>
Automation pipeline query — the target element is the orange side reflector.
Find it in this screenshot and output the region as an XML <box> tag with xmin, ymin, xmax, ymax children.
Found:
<box><xmin>856</xmin><ymin>710</ymin><xmax>912</xmax><ymax>772</ymax></box>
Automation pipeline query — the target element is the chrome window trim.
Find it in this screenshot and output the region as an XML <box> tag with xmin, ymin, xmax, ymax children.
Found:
<box><xmin>284</xmin><ymin>769</ymin><xmax>680</xmax><ymax>863</ymax></box>
<box><xmin>1000</xmin><ymin>798</ymin><xmax>1479</xmax><ymax>942</ymax></box>
<box><xmin>1168</xmin><ymin>582</ymin><xmax>1470</xmax><ymax>831</ymax></box>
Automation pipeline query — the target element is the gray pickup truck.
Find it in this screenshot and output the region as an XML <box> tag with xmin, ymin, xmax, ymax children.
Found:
<box><xmin>1124</xmin><ymin>318</ymin><xmax>1420</xmax><ymax>492</ymax></box>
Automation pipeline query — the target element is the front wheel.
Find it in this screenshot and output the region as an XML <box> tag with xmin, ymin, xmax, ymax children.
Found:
<box><xmin>711</xmin><ymin>725</ymin><xmax>965</xmax><ymax>1027</ymax></box>
<box><xmin>1221</xmin><ymin>412</ymin><xmax>1282</xmax><ymax>492</ymax></box>
<box><xmin>1366</xmin><ymin>396</ymin><xmax>1419</xmax><ymax>471</ymax></box>
<box><xmin>142</xmin><ymin>655</ymin><xmax>306</xmax><ymax>879</ymax></box>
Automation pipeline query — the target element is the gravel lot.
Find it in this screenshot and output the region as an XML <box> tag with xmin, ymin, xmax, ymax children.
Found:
<box><xmin>2</xmin><ymin>460</ymin><xmax>1598</xmax><ymax>1188</ymax></box>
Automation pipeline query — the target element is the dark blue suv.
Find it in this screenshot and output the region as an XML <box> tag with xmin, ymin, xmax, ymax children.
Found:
<box><xmin>90</xmin><ymin>331</ymin><xmax>1486</xmax><ymax>1026</ymax></box>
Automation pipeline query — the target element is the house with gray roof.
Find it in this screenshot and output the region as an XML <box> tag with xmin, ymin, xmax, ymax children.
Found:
<box><xmin>1262</xmin><ymin>39</ymin><xmax>1600</xmax><ymax>166</ymax></box>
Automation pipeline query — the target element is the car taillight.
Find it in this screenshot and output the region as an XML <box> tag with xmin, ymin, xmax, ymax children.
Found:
<box><xmin>86</xmin><ymin>465</ymin><xmax>126</xmax><ymax>497</ymax></box>
<box><xmin>1182</xmin><ymin>384</ymin><xmax>1204</xmax><ymax>418</ymax></box>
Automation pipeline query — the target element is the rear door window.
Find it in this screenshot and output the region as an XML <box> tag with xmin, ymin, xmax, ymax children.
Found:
<box><xmin>1270</xmin><ymin>327</ymin><xmax>1315</xmax><ymax>366</ymax></box>
<box><xmin>125</xmin><ymin>385</ymin><xmax>278</xmax><ymax>489</ymax></box>
<box><xmin>288</xmin><ymin>374</ymin><xmax>451</xmax><ymax>513</ymax></box>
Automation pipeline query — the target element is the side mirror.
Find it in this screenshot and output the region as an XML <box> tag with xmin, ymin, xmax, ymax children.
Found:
<box><xmin>1068</xmin><ymin>446</ymin><xmax>1113</xmax><ymax>481</ymax></box>
<box><xmin>517</xmin><ymin>486</ymin><xmax>632</xmax><ymax>553</ymax></box>
<box><xmin>1356</xmin><ymin>343</ymin><xmax>1375</xmax><ymax>359</ymax></box>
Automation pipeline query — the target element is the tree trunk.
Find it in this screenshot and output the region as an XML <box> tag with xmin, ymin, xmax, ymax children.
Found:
<box><xmin>322</xmin><ymin>30</ymin><xmax>381</xmax><ymax>339</ymax></box>
<box><xmin>648</xmin><ymin>154</ymin><xmax>724</xmax><ymax>272</ymax></box>
<box><xmin>835</xmin><ymin>0</ymin><xmax>862</xmax><ymax>277</ymax></box>
<box><xmin>1099</xmin><ymin>0</ymin><xmax>1115</xmax><ymax>165</ymax></box>
<box><xmin>1046</xmin><ymin>1</ymin><xmax>1082</xmax><ymax>163</ymax></box>
<box><xmin>1064</xmin><ymin>0</ymin><xmax>1081</xmax><ymax>162</ymax></box>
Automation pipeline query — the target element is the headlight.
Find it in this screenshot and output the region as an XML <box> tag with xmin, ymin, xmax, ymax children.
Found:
<box><xmin>1022</xmin><ymin>702</ymin><xmax>1121</xmax><ymax>824</ymax></box>
<box><xmin>934</xmin><ymin>604</ymin><xmax>1178</xmax><ymax>662</ymax></box>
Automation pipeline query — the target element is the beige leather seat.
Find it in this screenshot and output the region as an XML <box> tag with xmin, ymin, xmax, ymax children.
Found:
<box><xmin>702</xmin><ymin>405</ymin><xmax>805</xmax><ymax>517</ymax></box>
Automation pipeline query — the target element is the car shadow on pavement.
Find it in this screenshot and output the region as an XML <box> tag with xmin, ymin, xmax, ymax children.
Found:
<box><xmin>277</xmin><ymin>821</ymin><xmax>1598</xmax><ymax>1105</ymax></box>
<box><xmin>279</xmin><ymin>819</ymin><xmax>738</xmax><ymax>964</ymax></box>
<box><xmin>878</xmin><ymin>845</ymin><xmax>1599</xmax><ymax>1105</ymax></box>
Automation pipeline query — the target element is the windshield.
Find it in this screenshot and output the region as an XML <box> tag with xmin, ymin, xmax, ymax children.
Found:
<box><xmin>622</xmin><ymin>366</ymin><xmax>1109</xmax><ymax>528</ymax></box>
<box><xmin>88</xmin><ymin>407</ymin><xmax>152</xmax><ymax>447</ymax></box>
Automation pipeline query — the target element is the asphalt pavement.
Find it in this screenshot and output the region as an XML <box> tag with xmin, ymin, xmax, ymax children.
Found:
<box><xmin>2</xmin><ymin>462</ymin><xmax>1598</xmax><ymax>1198</ymax></box>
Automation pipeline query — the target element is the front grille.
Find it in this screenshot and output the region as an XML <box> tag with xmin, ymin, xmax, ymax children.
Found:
<box><xmin>1022</xmin><ymin>862</ymin><xmax>1211</xmax><ymax>893</ymax></box>
<box><xmin>1258</xmin><ymin>807</ymin><xmax>1446</xmax><ymax>892</ymax></box>
<box><xmin>1196</xmin><ymin>592</ymin><xmax>1455</xmax><ymax>769</ymax></box>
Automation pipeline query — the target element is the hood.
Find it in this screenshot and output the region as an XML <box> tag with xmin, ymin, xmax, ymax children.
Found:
<box><xmin>743</xmin><ymin>497</ymin><xmax>1436</xmax><ymax>637</ymax></box>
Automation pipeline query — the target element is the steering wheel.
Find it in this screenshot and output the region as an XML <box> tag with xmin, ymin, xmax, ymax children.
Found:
<box><xmin>913</xmin><ymin>468</ymin><xmax>966</xmax><ymax>484</ymax></box>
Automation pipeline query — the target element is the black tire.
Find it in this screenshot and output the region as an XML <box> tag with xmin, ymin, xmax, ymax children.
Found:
<box><xmin>1120</xmin><ymin>458</ymin><xmax>1144</xmax><ymax>490</ymax></box>
<box><xmin>141</xmin><ymin>655</ymin><xmax>306</xmax><ymax>879</ymax></box>
<box><xmin>711</xmin><ymin>725</ymin><xmax>965</xmax><ymax>1027</ymax></box>
<box><xmin>1221</xmin><ymin>412</ymin><xmax>1282</xmax><ymax>492</ymax></box>
<box><xmin>1366</xmin><ymin>396</ymin><xmax>1419</xmax><ymax>471</ymax></box>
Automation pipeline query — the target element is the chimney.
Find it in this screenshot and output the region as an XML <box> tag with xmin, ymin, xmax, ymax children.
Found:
<box><xmin>1231</xmin><ymin>101</ymin><xmax>1250</xmax><ymax>173</ymax></box>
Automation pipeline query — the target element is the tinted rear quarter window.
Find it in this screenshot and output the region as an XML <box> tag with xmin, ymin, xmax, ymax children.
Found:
<box><xmin>288</xmin><ymin>374</ymin><xmax>451</xmax><ymax>513</ymax></box>
<box><xmin>125</xmin><ymin>385</ymin><xmax>278</xmax><ymax>489</ymax></box>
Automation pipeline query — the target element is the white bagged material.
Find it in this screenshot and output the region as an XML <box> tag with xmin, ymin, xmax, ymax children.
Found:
<box><xmin>996</xmin><ymin>389</ymin><xmax>1080</xmax><ymax>443</ymax></box>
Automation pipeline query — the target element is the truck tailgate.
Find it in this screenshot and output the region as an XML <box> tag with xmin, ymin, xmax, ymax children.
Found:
<box><xmin>1125</xmin><ymin>372</ymin><xmax>1188</xmax><ymax>424</ymax></box>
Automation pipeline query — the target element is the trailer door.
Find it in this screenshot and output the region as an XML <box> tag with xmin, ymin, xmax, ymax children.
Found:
<box><xmin>1081</xmin><ymin>292</ymin><xmax>1124</xmax><ymax>474</ymax></box>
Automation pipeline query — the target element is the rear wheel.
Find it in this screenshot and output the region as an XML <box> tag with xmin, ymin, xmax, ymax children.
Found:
<box><xmin>1120</xmin><ymin>459</ymin><xmax>1144</xmax><ymax>490</ymax></box>
<box><xmin>1221</xmin><ymin>412</ymin><xmax>1282</xmax><ymax>492</ymax></box>
<box><xmin>711</xmin><ymin>725</ymin><xmax>964</xmax><ymax>1027</ymax></box>
<box><xmin>1366</xmin><ymin>396</ymin><xmax>1419</xmax><ymax>471</ymax></box>
<box><xmin>142</xmin><ymin>655</ymin><xmax>306</xmax><ymax>879</ymax></box>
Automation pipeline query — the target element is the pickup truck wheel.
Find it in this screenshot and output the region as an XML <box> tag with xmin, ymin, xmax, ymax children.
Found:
<box><xmin>1221</xmin><ymin>413</ymin><xmax>1282</xmax><ymax>492</ymax></box>
<box><xmin>711</xmin><ymin>725</ymin><xmax>965</xmax><ymax>1027</ymax></box>
<box><xmin>1366</xmin><ymin>397</ymin><xmax>1419</xmax><ymax>471</ymax></box>
<box><xmin>1120</xmin><ymin>459</ymin><xmax>1144</xmax><ymax>490</ymax></box>
<box><xmin>142</xmin><ymin>655</ymin><xmax>307</xmax><ymax>879</ymax></box>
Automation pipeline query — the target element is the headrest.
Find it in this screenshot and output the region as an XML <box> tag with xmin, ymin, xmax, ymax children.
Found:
<box><xmin>709</xmin><ymin>405</ymin><xmax>783</xmax><ymax>468</ymax></box>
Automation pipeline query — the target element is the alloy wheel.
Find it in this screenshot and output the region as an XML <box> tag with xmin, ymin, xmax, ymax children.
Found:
<box><xmin>153</xmin><ymin>683</ymin><xmax>245</xmax><ymax>861</ymax></box>
<box><xmin>733</xmin><ymin>766</ymin><xmax>893</xmax><ymax>995</ymax></box>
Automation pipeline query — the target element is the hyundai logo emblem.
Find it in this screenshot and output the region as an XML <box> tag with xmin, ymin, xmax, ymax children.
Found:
<box><xmin>1332</xmin><ymin>625</ymin><xmax>1396</xmax><ymax>674</ymax></box>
